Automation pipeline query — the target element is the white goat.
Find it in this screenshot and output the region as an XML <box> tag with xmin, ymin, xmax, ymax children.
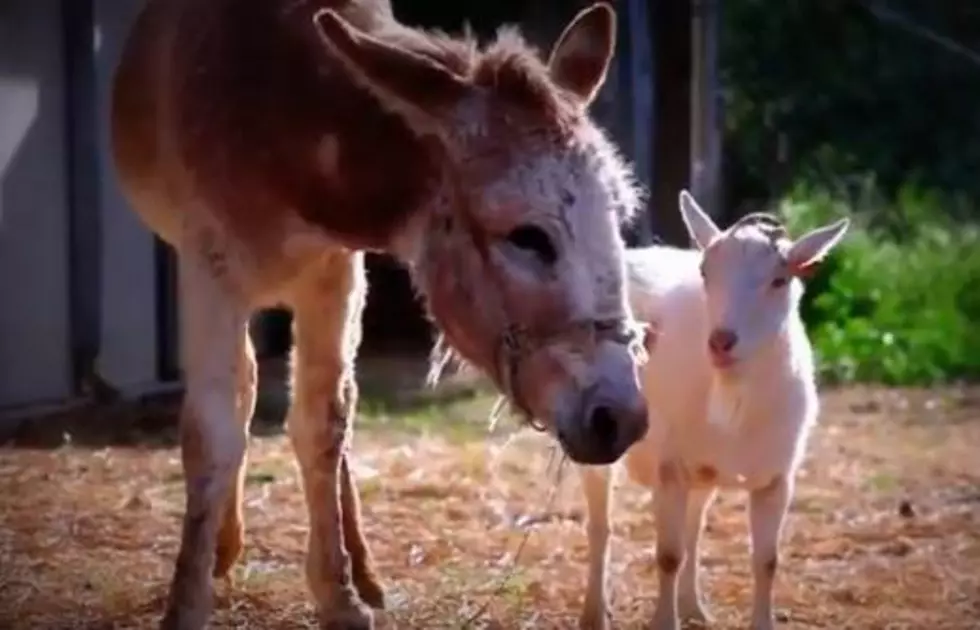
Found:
<box><xmin>578</xmin><ymin>191</ymin><xmax>849</xmax><ymax>630</ymax></box>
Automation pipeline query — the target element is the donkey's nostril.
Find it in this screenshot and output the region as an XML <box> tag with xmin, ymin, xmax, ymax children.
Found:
<box><xmin>708</xmin><ymin>328</ymin><xmax>738</xmax><ymax>354</ymax></box>
<box><xmin>588</xmin><ymin>405</ymin><xmax>618</xmax><ymax>446</ymax></box>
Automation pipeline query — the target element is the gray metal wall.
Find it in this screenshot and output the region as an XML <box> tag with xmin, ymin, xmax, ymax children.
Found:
<box><xmin>91</xmin><ymin>0</ymin><xmax>160</xmax><ymax>391</ymax></box>
<box><xmin>0</xmin><ymin>2</ymin><xmax>73</xmax><ymax>408</ymax></box>
<box><xmin>0</xmin><ymin>0</ymin><xmax>162</xmax><ymax>412</ymax></box>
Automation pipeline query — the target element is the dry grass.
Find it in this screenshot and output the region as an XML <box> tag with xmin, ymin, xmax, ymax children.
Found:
<box><xmin>1</xmin><ymin>365</ymin><xmax>979</xmax><ymax>629</ymax></box>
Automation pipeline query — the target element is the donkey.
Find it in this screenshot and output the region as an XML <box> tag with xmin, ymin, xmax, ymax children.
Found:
<box><xmin>110</xmin><ymin>0</ymin><xmax>649</xmax><ymax>627</ymax></box>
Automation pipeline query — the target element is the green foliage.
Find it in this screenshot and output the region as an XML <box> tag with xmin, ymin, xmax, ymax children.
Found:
<box><xmin>781</xmin><ymin>184</ymin><xmax>980</xmax><ymax>385</ymax></box>
<box><xmin>719</xmin><ymin>1</ymin><xmax>980</xmax><ymax>383</ymax></box>
<box><xmin>721</xmin><ymin>0</ymin><xmax>980</xmax><ymax>204</ymax></box>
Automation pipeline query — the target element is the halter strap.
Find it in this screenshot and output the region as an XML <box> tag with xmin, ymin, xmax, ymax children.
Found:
<box><xmin>429</xmin><ymin>181</ymin><xmax>644</xmax><ymax>428</ymax></box>
<box><xmin>494</xmin><ymin>317</ymin><xmax>643</xmax><ymax>429</ymax></box>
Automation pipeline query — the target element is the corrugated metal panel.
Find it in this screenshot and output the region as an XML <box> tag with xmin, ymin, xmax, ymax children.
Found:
<box><xmin>690</xmin><ymin>0</ymin><xmax>723</xmax><ymax>214</ymax></box>
<box><xmin>63</xmin><ymin>0</ymin><xmax>105</xmax><ymax>395</ymax></box>
<box><xmin>625</xmin><ymin>0</ymin><xmax>655</xmax><ymax>242</ymax></box>
<box><xmin>0</xmin><ymin>1</ymin><xmax>73</xmax><ymax>408</ymax></box>
<box><xmin>0</xmin><ymin>0</ymin><xmax>173</xmax><ymax>413</ymax></box>
<box><xmin>92</xmin><ymin>0</ymin><xmax>162</xmax><ymax>391</ymax></box>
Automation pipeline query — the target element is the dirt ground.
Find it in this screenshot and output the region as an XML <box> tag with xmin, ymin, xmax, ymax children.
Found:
<box><xmin>1</xmin><ymin>362</ymin><xmax>978</xmax><ymax>629</ymax></box>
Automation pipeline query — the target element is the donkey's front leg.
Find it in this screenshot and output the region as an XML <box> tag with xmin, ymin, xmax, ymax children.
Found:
<box><xmin>287</xmin><ymin>252</ymin><xmax>379</xmax><ymax>629</ymax></box>
<box><xmin>162</xmin><ymin>255</ymin><xmax>249</xmax><ymax>630</ymax></box>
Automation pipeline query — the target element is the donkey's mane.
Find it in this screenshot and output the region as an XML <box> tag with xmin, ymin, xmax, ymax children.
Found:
<box><xmin>380</xmin><ymin>23</ymin><xmax>582</xmax><ymax>135</ymax></box>
<box><xmin>380</xmin><ymin>20</ymin><xmax>644</xmax><ymax>225</ymax></box>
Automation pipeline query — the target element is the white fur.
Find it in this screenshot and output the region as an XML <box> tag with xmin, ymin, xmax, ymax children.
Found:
<box><xmin>578</xmin><ymin>191</ymin><xmax>849</xmax><ymax>630</ymax></box>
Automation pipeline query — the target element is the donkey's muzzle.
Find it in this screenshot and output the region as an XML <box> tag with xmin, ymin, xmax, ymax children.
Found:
<box><xmin>557</xmin><ymin>398</ymin><xmax>648</xmax><ymax>465</ymax></box>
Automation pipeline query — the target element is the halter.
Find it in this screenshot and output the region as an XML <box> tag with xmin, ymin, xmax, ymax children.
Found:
<box><xmin>427</xmin><ymin>191</ymin><xmax>644</xmax><ymax>427</ymax></box>
<box><xmin>419</xmin><ymin>168</ymin><xmax>646</xmax><ymax>428</ymax></box>
<box><xmin>493</xmin><ymin>317</ymin><xmax>643</xmax><ymax>429</ymax></box>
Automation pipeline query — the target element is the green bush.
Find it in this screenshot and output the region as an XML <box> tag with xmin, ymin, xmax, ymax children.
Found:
<box><xmin>780</xmin><ymin>184</ymin><xmax>980</xmax><ymax>385</ymax></box>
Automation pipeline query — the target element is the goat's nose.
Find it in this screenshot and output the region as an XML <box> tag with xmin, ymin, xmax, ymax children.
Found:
<box><xmin>708</xmin><ymin>328</ymin><xmax>738</xmax><ymax>355</ymax></box>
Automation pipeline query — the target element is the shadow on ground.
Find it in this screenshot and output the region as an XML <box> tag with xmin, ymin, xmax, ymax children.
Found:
<box><xmin>1</xmin><ymin>352</ymin><xmax>494</xmax><ymax>451</ymax></box>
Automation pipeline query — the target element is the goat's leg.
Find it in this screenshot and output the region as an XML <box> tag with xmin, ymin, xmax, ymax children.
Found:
<box><xmin>162</xmin><ymin>256</ymin><xmax>249</xmax><ymax>630</ymax></box>
<box><xmin>578</xmin><ymin>465</ymin><xmax>613</xmax><ymax>630</ymax></box>
<box><xmin>748</xmin><ymin>475</ymin><xmax>792</xmax><ymax>630</ymax></box>
<box><xmin>650</xmin><ymin>463</ymin><xmax>688</xmax><ymax>630</ymax></box>
<box><xmin>287</xmin><ymin>252</ymin><xmax>377</xmax><ymax>629</ymax></box>
<box><xmin>678</xmin><ymin>488</ymin><xmax>717</xmax><ymax>626</ymax></box>
<box><xmin>341</xmin><ymin>453</ymin><xmax>386</xmax><ymax>608</ymax></box>
<box><xmin>214</xmin><ymin>332</ymin><xmax>258</xmax><ymax>578</ymax></box>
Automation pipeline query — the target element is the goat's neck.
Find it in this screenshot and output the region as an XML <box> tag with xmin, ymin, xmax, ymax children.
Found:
<box><xmin>708</xmin><ymin>315</ymin><xmax>810</xmax><ymax>425</ymax></box>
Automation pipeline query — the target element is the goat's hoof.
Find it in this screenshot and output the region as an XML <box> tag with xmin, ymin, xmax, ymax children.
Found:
<box><xmin>352</xmin><ymin>570</ymin><xmax>387</xmax><ymax>610</ymax></box>
<box><xmin>318</xmin><ymin>602</ymin><xmax>375</xmax><ymax>630</ymax></box>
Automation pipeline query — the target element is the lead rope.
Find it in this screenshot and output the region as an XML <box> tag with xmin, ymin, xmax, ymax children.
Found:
<box><xmin>458</xmin><ymin>447</ymin><xmax>568</xmax><ymax>628</ymax></box>
<box><xmin>419</xmin><ymin>191</ymin><xmax>642</xmax><ymax>625</ymax></box>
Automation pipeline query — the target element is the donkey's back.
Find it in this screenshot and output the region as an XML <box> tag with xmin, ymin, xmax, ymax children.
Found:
<box><xmin>111</xmin><ymin>0</ymin><xmax>436</xmax><ymax>283</ymax></box>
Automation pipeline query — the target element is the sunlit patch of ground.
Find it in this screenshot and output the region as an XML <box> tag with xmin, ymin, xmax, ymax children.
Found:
<box><xmin>1</xmin><ymin>363</ymin><xmax>978</xmax><ymax>629</ymax></box>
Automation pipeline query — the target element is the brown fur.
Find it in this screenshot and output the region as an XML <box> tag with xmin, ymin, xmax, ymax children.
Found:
<box><xmin>111</xmin><ymin>1</ymin><xmax>640</xmax><ymax>628</ymax></box>
<box><xmin>112</xmin><ymin>0</ymin><xmax>593</xmax><ymax>264</ymax></box>
<box><xmin>693</xmin><ymin>464</ymin><xmax>718</xmax><ymax>484</ymax></box>
<box><xmin>657</xmin><ymin>550</ymin><xmax>681</xmax><ymax>576</ymax></box>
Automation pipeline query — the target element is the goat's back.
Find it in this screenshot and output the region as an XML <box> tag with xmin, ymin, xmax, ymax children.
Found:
<box><xmin>625</xmin><ymin>245</ymin><xmax>712</xmax><ymax>425</ymax></box>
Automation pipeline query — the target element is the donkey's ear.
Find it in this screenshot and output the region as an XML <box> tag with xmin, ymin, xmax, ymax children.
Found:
<box><xmin>547</xmin><ymin>3</ymin><xmax>616</xmax><ymax>107</ymax></box>
<box><xmin>787</xmin><ymin>218</ymin><xmax>850</xmax><ymax>276</ymax></box>
<box><xmin>313</xmin><ymin>10</ymin><xmax>470</xmax><ymax>139</ymax></box>
<box><xmin>678</xmin><ymin>190</ymin><xmax>721</xmax><ymax>250</ymax></box>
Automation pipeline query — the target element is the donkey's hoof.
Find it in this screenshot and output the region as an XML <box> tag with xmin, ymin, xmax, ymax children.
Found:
<box><xmin>353</xmin><ymin>571</ymin><xmax>387</xmax><ymax>610</ymax></box>
<box><xmin>319</xmin><ymin>602</ymin><xmax>375</xmax><ymax>630</ymax></box>
<box><xmin>578</xmin><ymin>606</ymin><xmax>609</xmax><ymax>630</ymax></box>
<box><xmin>651</xmin><ymin>608</ymin><xmax>680</xmax><ymax>630</ymax></box>
<box><xmin>160</xmin><ymin>602</ymin><xmax>210</xmax><ymax>630</ymax></box>
<box><xmin>160</xmin><ymin>578</ymin><xmax>213</xmax><ymax>630</ymax></box>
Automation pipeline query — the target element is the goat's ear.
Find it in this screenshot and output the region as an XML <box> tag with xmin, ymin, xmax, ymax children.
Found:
<box><xmin>547</xmin><ymin>3</ymin><xmax>616</xmax><ymax>107</ymax></box>
<box><xmin>313</xmin><ymin>9</ymin><xmax>470</xmax><ymax>140</ymax></box>
<box><xmin>678</xmin><ymin>190</ymin><xmax>721</xmax><ymax>250</ymax></box>
<box><xmin>787</xmin><ymin>218</ymin><xmax>850</xmax><ymax>276</ymax></box>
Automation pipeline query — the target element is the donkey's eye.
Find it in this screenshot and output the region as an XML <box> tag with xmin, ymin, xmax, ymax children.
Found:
<box><xmin>771</xmin><ymin>277</ymin><xmax>789</xmax><ymax>289</ymax></box>
<box><xmin>505</xmin><ymin>225</ymin><xmax>558</xmax><ymax>266</ymax></box>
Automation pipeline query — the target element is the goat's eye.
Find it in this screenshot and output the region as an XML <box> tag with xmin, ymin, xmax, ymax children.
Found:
<box><xmin>505</xmin><ymin>225</ymin><xmax>558</xmax><ymax>266</ymax></box>
<box><xmin>771</xmin><ymin>277</ymin><xmax>789</xmax><ymax>289</ymax></box>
